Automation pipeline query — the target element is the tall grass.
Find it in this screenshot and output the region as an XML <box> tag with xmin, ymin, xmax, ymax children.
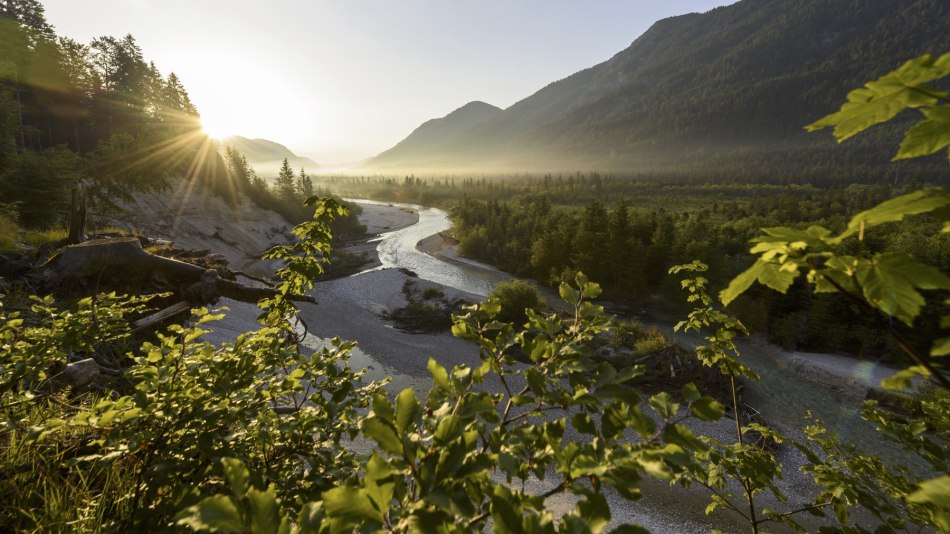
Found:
<box><xmin>0</xmin><ymin>396</ymin><xmax>135</xmax><ymax>532</ymax></box>
<box><xmin>0</xmin><ymin>215</ymin><xmax>20</xmax><ymax>250</ymax></box>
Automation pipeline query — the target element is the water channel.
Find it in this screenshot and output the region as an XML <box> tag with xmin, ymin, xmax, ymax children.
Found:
<box><xmin>350</xmin><ymin>199</ymin><xmax>917</xmax><ymax>466</ymax></box>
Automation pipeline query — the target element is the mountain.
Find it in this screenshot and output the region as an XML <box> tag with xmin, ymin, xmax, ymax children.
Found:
<box><xmin>370</xmin><ymin>101</ymin><xmax>501</xmax><ymax>168</ymax></box>
<box><xmin>219</xmin><ymin>136</ymin><xmax>319</xmax><ymax>177</ymax></box>
<box><xmin>365</xmin><ymin>0</ymin><xmax>950</xmax><ymax>180</ymax></box>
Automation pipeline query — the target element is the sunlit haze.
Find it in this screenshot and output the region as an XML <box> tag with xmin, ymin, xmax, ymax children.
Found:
<box><xmin>42</xmin><ymin>1</ymin><xmax>733</xmax><ymax>167</ymax></box>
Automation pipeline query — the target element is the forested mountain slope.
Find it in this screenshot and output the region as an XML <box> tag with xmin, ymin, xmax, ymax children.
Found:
<box><xmin>366</xmin><ymin>0</ymin><xmax>950</xmax><ymax>181</ymax></box>
<box><xmin>218</xmin><ymin>135</ymin><xmax>318</xmax><ymax>177</ymax></box>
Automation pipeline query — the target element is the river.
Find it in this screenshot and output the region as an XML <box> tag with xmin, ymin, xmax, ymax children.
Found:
<box><xmin>351</xmin><ymin>199</ymin><xmax>919</xmax><ymax>466</ymax></box>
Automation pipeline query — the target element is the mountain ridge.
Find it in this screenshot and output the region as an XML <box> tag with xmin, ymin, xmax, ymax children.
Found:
<box><xmin>219</xmin><ymin>135</ymin><xmax>319</xmax><ymax>177</ymax></box>
<box><xmin>364</xmin><ymin>0</ymin><xmax>950</xmax><ymax>179</ymax></box>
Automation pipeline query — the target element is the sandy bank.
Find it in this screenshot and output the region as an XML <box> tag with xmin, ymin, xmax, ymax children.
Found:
<box><xmin>417</xmin><ymin>232</ymin><xmax>510</xmax><ymax>275</ymax></box>
<box><xmin>96</xmin><ymin>180</ymin><xmax>294</xmax><ymax>278</ymax></box>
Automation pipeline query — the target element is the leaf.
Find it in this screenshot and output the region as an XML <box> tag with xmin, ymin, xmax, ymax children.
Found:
<box><xmin>434</xmin><ymin>414</ymin><xmax>462</xmax><ymax>444</ymax></box>
<box><xmin>395</xmin><ymin>388</ymin><xmax>419</xmax><ymax>434</ymax></box>
<box><xmin>895</xmin><ymin>106</ymin><xmax>950</xmax><ymax>160</ymax></box>
<box><xmin>491</xmin><ymin>487</ymin><xmax>524</xmax><ymax>534</ymax></box>
<box><xmin>805</xmin><ymin>53</ymin><xmax>950</xmax><ymax>141</ymax></box>
<box><xmin>175</xmin><ymin>495</ymin><xmax>244</xmax><ymax>533</ymax></box>
<box><xmin>907</xmin><ymin>475</ymin><xmax>950</xmax><ymax>532</ymax></box>
<box><xmin>720</xmin><ymin>260</ymin><xmax>798</xmax><ymax>306</ymax></box>
<box><xmin>321</xmin><ymin>486</ymin><xmax>382</xmax><ymax>524</ymax></box>
<box><xmin>362</xmin><ymin>417</ymin><xmax>402</xmax><ymax>455</ymax></box>
<box><xmin>880</xmin><ymin>365</ymin><xmax>929</xmax><ymax>391</ymax></box>
<box><xmin>364</xmin><ymin>453</ymin><xmax>395</xmax><ymax>514</ymax></box>
<box><xmin>838</xmin><ymin>190</ymin><xmax>950</xmax><ymax>241</ymax></box>
<box><xmin>559</xmin><ymin>282</ymin><xmax>580</xmax><ymax>306</ymax></box>
<box><xmin>577</xmin><ymin>492</ymin><xmax>611</xmax><ymax>534</ymax></box>
<box><xmin>649</xmin><ymin>392</ymin><xmax>679</xmax><ymax>420</ymax></box>
<box><xmin>690</xmin><ymin>396</ymin><xmax>725</xmax><ymax>422</ymax></box>
<box><xmin>428</xmin><ymin>358</ymin><xmax>450</xmax><ymax>391</ymax></box>
<box><xmin>221</xmin><ymin>457</ymin><xmax>249</xmax><ymax>497</ymax></box>
<box><xmin>681</xmin><ymin>383</ymin><xmax>701</xmax><ymax>403</ymax></box>
<box><xmin>247</xmin><ymin>485</ymin><xmax>282</xmax><ymax>534</ymax></box>
<box><xmin>932</xmin><ymin>336</ymin><xmax>950</xmax><ymax>357</ymax></box>
<box><xmin>857</xmin><ymin>252</ymin><xmax>950</xmax><ymax>326</ymax></box>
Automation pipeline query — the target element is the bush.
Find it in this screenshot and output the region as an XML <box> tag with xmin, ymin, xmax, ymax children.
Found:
<box><xmin>488</xmin><ymin>279</ymin><xmax>544</xmax><ymax>324</ymax></box>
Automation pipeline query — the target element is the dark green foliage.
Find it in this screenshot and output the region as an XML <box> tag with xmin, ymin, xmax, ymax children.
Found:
<box><xmin>0</xmin><ymin>6</ymin><xmax>239</xmax><ymax>229</ymax></box>
<box><xmin>488</xmin><ymin>279</ymin><xmax>544</xmax><ymax>324</ymax></box>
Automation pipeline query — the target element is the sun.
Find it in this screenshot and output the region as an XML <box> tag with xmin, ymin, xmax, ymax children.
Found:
<box><xmin>200</xmin><ymin>119</ymin><xmax>233</xmax><ymax>139</ymax></box>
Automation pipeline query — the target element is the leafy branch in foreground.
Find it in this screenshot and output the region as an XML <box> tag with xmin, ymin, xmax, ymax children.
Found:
<box><xmin>1</xmin><ymin>199</ymin><xmax>380</xmax><ymax>531</ymax></box>
<box><xmin>724</xmin><ymin>51</ymin><xmax>950</xmax><ymax>532</ymax></box>
<box><xmin>806</xmin><ymin>51</ymin><xmax>950</xmax><ymax>161</ymax></box>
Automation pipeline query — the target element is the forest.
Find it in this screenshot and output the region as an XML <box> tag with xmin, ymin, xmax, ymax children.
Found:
<box><xmin>0</xmin><ymin>1</ymin><xmax>361</xmax><ymax>239</ymax></box>
<box><xmin>311</xmin><ymin>173</ymin><xmax>946</xmax><ymax>359</ymax></box>
<box><xmin>0</xmin><ymin>0</ymin><xmax>949</xmax><ymax>532</ymax></box>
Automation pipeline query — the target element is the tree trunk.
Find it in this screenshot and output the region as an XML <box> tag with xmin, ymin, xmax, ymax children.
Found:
<box><xmin>33</xmin><ymin>237</ymin><xmax>315</xmax><ymax>306</ymax></box>
<box><xmin>67</xmin><ymin>186</ymin><xmax>87</xmax><ymax>245</ymax></box>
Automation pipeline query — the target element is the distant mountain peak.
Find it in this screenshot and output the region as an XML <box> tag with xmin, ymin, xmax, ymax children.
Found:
<box><xmin>219</xmin><ymin>135</ymin><xmax>319</xmax><ymax>177</ymax></box>
<box><xmin>363</xmin><ymin>0</ymin><xmax>950</xmax><ymax>177</ymax></box>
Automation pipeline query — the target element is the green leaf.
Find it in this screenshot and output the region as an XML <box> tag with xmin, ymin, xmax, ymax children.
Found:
<box><xmin>681</xmin><ymin>382</ymin><xmax>701</xmax><ymax>403</ymax></box>
<box><xmin>221</xmin><ymin>457</ymin><xmax>249</xmax><ymax>497</ymax></box>
<box><xmin>559</xmin><ymin>281</ymin><xmax>580</xmax><ymax>306</ymax></box>
<box><xmin>932</xmin><ymin>336</ymin><xmax>950</xmax><ymax>357</ymax></box>
<box><xmin>247</xmin><ymin>485</ymin><xmax>282</xmax><ymax>534</ymax></box>
<box><xmin>362</xmin><ymin>417</ymin><xmax>402</xmax><ymax>455</ymax></box>
<box><xmin>895</xmin><ymin>105</ymin><xmax>950</xmax><ymax>160</ymax></box>
<box><xmin>857</xmin><ymin>252</ymin><xmax>950</xmax><ymax>326</ymax></box>
<box><xmin>577</xmin><ymin>492</ymin><xmax>611</xmax><ymax>534</ymax></box>
<box><xmin>175</xmin><ymin>495</ymin><xmax>244</xmax><ymax>533</ymax></box>
<box><xmin>662</xmin><ymin>423</ymin><xmax>704</xmax><ymax>450</ymax></box>
<box><xmin>491</xmin><ymin>487</ymin><xmax>525</xmax><ymax>534</ymax></box>
<box><xmin>395</xmin><ymin>388</ymin><xmax>419</xmax><ymax>434</ymax></box>
<box><xmin>428</xmin><ymin>358</ymin><xmax>450</xmax><ymax>391</ymax></box>
<box><xmin>364</xmin><ymin>453</ymin><xmax>395</xmax><ymax>514</ymax></box>
<box><xmin>322</xmin><ymin>486</ymin><xmax>382</xmax><ymax>524</ymax></box>
<box><xmin>434</xmin><ymin>414</ymin><xmax>462</xmax><ymax>444</ymax></box>
<box><xmin>805</xmin><ymin>53</ymin><xmax>950</xmax><ymax>141</ymax></box>
<box><xmin>689</xmin><ymin>396</ymin><xmax>725</xmax><ymax>422</ymax></box>
<box><xmin>839</xmin><ymin>190</ymin><xmax>950</xmax><ymax>241</ymax></box>
<box><xmin>907</xmin><ymin>475</ymin><xmax>950</xmax><ymax>532</ymax></box>
<box><xmin>720</xmin><ymin>260</ymin><xmax>797</xmax><ymax>306</ymax></box>
<box><xmin>649</xmin><ymin>392</ymin><xmax>679</xmax><ymax>420</ymax></box>
<box><xmin>880</xmin><ymin>366</ymin><xmax>929</xmax><ymax>391</ymax></box>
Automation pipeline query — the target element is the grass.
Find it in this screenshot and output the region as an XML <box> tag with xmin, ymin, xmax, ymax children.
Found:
<box><xmin>0</xmin><ymin>395</ymin><xmax>135</xmax><ymax>533</ymax></box>
<box><xmin>0</xmin><ymin>215</ymin><xmax>21</xmax><ymax>250</ymax></box>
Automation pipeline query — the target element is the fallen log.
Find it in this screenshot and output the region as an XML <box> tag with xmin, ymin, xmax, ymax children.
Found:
<box><xmin>133</xmin><ymin>301</ymin><xmax>192</xmax><ymax>331</ymax></box>
<box><xmin>56</xmin><ymin>358</ymin><xmax>99</xmax><ymax>389</ymax></box>
<box><xmin>33</xmin><ymin>237</ymin><xmax>315</xmax><ymax>306</ymax></box>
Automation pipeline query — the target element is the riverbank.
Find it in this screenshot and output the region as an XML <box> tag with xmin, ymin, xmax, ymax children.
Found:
<box><xmin>200</xmin><ymin>198</ymin><xmax>892</xmax><ymax>531</ymax></box>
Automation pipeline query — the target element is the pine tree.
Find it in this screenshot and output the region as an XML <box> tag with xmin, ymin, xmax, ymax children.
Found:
<box><xmin>296</xmin><ymin>167</ymin><xmax>314</xmax><ymax>199</ymax></box>
<box><xmin>274</xmin><ymin>158</ymin><xmax>296</xmax><ymax>204</ymax></box>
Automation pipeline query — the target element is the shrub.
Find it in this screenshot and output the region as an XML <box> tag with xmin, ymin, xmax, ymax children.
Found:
<box><xmin>487</xmin><ymin>278</ymin><xmax>544</xmax><ymax>324</ymax></box>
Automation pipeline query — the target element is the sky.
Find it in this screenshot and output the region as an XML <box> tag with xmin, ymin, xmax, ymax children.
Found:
<box><xmin>41</xmin><ymin>0</ymin><xmax>734</xmax><ymax>167</ymax></box>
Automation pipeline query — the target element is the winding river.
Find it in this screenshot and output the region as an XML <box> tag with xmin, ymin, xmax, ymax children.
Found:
<box><xmin>353</xmin><ymin>199</ymin><xmax>919</xmax><ymax>467</ymax></box>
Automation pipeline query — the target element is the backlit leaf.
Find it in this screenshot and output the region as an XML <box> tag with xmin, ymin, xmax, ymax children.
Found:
<box><xmin>895</xmin><ymin>106</ymin><xmax>950</xmax><ymax>160</ymax></box>
<box><xmin>805</xmin><ymin>53</ymin><xmax>950</xmax><ymax>141</ymax></box>
<box><xmin>857</xmin><ymin>252</ymin><xmax>950</xmax><ymax>325</ymax></box>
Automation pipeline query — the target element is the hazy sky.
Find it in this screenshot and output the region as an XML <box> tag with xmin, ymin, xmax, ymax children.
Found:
<box><xmin>42</xmin><ymin>1</ymin><xmax>733</xmax><ymax>166</ymax></box>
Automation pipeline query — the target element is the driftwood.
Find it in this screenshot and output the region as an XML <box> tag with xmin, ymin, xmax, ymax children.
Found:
<box><xmin>55</xmin><ymin>358</ymin><xmax>99</xmax><ymax>389</ymax></box>
<box><xmin>33</xmin><ymin>237</ymin><xmax>315</xmax><ymax>306</ymax></box>
<box><xmin>133</xmin><ymin>301</ymin><xmax>192</xmax><ymax>331</ymax></box>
